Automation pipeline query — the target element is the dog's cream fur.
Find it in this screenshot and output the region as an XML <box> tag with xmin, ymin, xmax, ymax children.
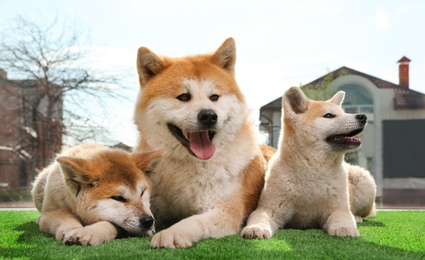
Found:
<box><xmin>348</xmin><ymin>164</ymin><xmax>376</xmax><ymax>222</ymax></box>
<box><xmin>134</xmin><ymin>38</ymin><xmax>268</xmax><ymax>248</ymax></box>
<box><xmin>31</xmin><ymin>144</ymin><xmax>163</xmax><ymax>246</ymax></box>
<box><xmin>241</xmin><ymin>87</ymin><xmax>376</xmax><ymax>239</ymax></box>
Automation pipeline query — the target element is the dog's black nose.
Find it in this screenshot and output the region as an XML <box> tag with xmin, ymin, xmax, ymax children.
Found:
<box><xmin>139</xmin><ymin>216</ymin><xmax>154</xmax><ymax>229</ymax></box>
<box><xmin>356</xmin><ymin>114</ymin><xmax>367</xmax><ymax>124</ymax></box>
<box><xmin>198</xmin><ymin>109</ymin><xmax>217</xmax><ymax>127</ymax></box>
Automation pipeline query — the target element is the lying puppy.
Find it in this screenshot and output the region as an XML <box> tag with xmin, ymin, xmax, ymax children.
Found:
<box><xmin>242</xmin><ymin>86</ymin><xmax>376</xmax><ymax>239</ymax></box>
<box><xmin>31</xmin><ymin>144</ymin><xmax>163</xmax><ymax>245</ymax></box>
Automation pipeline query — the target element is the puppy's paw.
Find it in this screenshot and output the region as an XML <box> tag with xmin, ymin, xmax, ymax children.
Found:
<box><xmin>150</xmin><ymin>229</ymin><xmax>193</xmax><ymax>249</ymax></box>
<box><xmin>241</xmin><ymin>224</ymin><xmax>272</xmax><ymax>239</ymax></box>
<box><xmin>55</xmin><ymin>228</ymin><xmax>69</xmax><ymax>241</ymax></box>
<box><xmin>55</xmin><ymin>227</ymin><xmax>79</xmax><ymax>241</ymax></box>
<box><xmin>327</xmin><ymin>226</ymin><xmax>360</xmax><ymax>237</ymax></box>
<box><xmin>63</xmin><ymin>227</ymin><xmax>113</xmax><ymax>246</ymax></box>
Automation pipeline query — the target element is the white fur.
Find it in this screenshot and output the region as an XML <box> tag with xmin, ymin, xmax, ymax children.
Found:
<box><xmin>144</xmin><ymin>89</ymin><xmax>259</xmax><ymax>247</ymax></box>
<box><xmin>241</xmin><ymin>87</ymin><xmax>375</xmax><ymax>239</ymax></box>
<box><xmin>142</xmin><ymin>79</ymin><xmax>257</xmax><ymax>219</ymax></box>
<box><xmin>135</xmin><ymin>38</ymin><xmax>266</xmax><ymax>248</ymax></box>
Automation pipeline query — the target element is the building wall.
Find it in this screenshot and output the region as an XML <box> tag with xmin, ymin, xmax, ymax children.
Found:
<box><xmin>0</xmin><ymin>74</ymin><xmax>62</xmax><ymax>188</ymax></box>
<box><xmin>259</xmin><ymin>110</ymin><xmax>281</xmax><ymax>148</ymax></box>
<box><xmin>330</xmin><ymin>75</ymin><xmax>383</xmax><ymax>196</ymax></box>
<box><xmin>330</xmin><ymin>75</ymin><xmax>425</xmax><ymax>197</ymax></box>
<box><xmin>0</xmin><ymin>83</ymin><xmax>24</xmax><ymax>187</ymax></box>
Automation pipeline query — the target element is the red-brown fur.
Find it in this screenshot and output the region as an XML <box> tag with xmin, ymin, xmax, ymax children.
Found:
<box><xmin>134</xmin><ymin>38</ymin><xmax>270</xmax><ymax>248</ymax></box>
<box><xmin>31</xmin><ymin>144</ymin><xmax>163</xmax><ymax>246</ymax></box>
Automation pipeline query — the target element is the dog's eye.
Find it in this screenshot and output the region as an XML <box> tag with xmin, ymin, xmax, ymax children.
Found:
<box><xmin>210</xmin><ymin>94</ymin><xmax>220</xmax><ymax>102</ymax></box>
<box><xmin>176</xmin><ymin>93</ymin><xmax>191</xmax><ymax>102</ymax></box>
<box><xmin>140</xmin><ymin>190</ymin><xmax>145</xmax><ymax>197</ymax></box>
<box><xmin>111</xmin><ymin>196</ymin><xmax>126</xmax><ymax>203</ymax></box>
<box><xmin>323</xmin><ymin>113</ymin><xmax>335</xmax><ymax>118</ymax></box>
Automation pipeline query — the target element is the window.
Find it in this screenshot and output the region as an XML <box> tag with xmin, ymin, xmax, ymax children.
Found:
<box><xmin>339</xmin><ymin>84</ymin><xmax>374</xmax><ymax>122</ymax></box>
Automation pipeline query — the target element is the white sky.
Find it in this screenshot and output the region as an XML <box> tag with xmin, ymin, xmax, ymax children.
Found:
<box><xmin>1</xmin><ymin>0</ymin><xmax>425</xmax><ymax>146</ymax></box>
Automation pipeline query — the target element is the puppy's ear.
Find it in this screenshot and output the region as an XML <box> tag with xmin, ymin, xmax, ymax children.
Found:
<box><xmin>57</xmin><ymin>156</ymin><xmax>99</xmax><ymax>186</ymax></box>
<box><xmin>329</xmin><ymin>91</ymin><xmax>345</xmax><ymax>106</ymax></box>
<box><xmin>211</xmin><ymin>37</ymin><xmax>236</xmax><ymax>75</ymax></box>
<box><xmin>137</xmin><ymin>47</ymin><xmax>167</xmax><ymax>87</ymax></box>
<box><xmin>131</xmin><ymin>150</ymin><xmax>166</xmax><ymax>175</ymax></box>
<box><xmin>283</xmin><ymin>86</ymin><xmax>309</xmax><ymax>115</ymax></box>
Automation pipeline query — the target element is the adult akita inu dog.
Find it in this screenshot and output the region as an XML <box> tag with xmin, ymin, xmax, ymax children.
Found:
<box><xmin>241</xmin><ymin>87</ymin><xmax>376</xmax><ymax>239</ymax></box>
<box><xmin>134</xmin><ymin>38</ymin><xmax>268</xmax><ymax>248</ymax></box>
<box><xmin>31</xmin><ymin>144</ymin><xmax>163</xmax><ymax>246</ymax></box>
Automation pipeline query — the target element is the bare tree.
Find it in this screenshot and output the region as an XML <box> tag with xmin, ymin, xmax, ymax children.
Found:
<box><xmin>0</xmin><ymin>15</ymin><xmax>125</xmax><ymax>185</ymax></box>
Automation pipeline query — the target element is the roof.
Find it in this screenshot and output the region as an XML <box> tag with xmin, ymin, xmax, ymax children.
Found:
<box><xmin>260</xmin><ymin>96</ymin><xmax>282</xmax><ymax>111</ymax></box>
<box><xmin>261</xmin><ymin>66</ymin><xmax>425</xmax><ymax>111</ymax></box>
<box><xmin>394</xmin><ymin>88</ymin><xmax>425</xmax><ymax>109</ymax></box>
<box><xmin>398</xmin><ymin>56</ymin><xmax>411</xmax><ymax>63</ymax></box>
<box><xmin>306</xmin><ymin>66</ymin><xmax>400</xmax><ymax>89</ymax></box>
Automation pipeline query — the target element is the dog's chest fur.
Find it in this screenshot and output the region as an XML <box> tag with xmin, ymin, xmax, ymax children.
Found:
<box><xmin>270</xmin><ymin>155</ymin><xmax>349</xmax><ymax>227</ymax></box>
<box><xmin>149</xmin><ymin>143</ymin><xmax>255</xmax><ymax>222</ymax></box>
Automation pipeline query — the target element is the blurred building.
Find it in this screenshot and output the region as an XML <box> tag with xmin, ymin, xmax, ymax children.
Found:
<box><xmin>259</xmin><ymin>57</ymin><xmax>425</xmax><ymax>207</ymax></box>
<box><xmin>0</xmin><ymin>69</ymin><xmax>62</xmax><ymax>189</ymax></box>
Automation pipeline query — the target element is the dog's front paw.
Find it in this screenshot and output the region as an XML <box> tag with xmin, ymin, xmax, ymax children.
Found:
<box><xmin>55</xmin><ymin>227</ymin><xmax>76</xmax><ymax>241</ymax></box>
<box><xmin>241</xmin><ymin>224</ymin><xmax>272</xmax><ymax>239</ymax></box>
<box><xmin>327</xmin><ymin>226</ymin><xmax>360</xmax><ymax>237</ymax></box>
<box><xmin>150</xmin><ymin>229</ymin><xmax>192</xmax><ymax>249</ymax></box>
<box><xmin>63</xmin><ymin>227</ymin><xmax>113</xmax><ymax>246</ymax></box>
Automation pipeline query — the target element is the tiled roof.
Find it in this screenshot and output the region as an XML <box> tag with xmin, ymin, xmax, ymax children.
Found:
<box><xmin>394</xmin><ymin>87</ymin><xmax>425</xmax><ymax>109</ymax></box>
<box><xmin>305</xmin><ymin>66</ymin><xmax>399</xmax><ymax>89</ymax></box>
<box><xmin>260</xmin><ymin>96</ymin><xmax>282</xmax><ymax>111</ymax></box>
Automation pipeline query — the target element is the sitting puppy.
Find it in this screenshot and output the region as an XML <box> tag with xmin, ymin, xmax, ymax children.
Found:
<box><xmin>242</xmin><ymin>87</ymin><xmax>376</xmax><ymax>239</ymax></box>
<box><xmin>31</xmin><ymin>144</ymin><xmax>163</xmax><ymax>246</ymax></box>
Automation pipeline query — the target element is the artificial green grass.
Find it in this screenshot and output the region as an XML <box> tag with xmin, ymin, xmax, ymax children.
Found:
<box><xmin>1</xmin><ymin>210</ymin><xmax>424</xmax><ymax>259</ymax></box>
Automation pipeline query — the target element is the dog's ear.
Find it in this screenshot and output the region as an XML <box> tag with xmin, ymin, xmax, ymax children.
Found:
<box><xmin>328</xmin><ymin>91</ymin><xmax>345</xmax><ymax>106</ymax></box>
<box><xmin>57</xmin><ymin>156</ymin><xmax>99</xmax><ymax>187</ymax></box>
<box><xmin>131</xmin><ymin>150</ymin><xmax>166</xmax><ymax>175</ymax></box>
<box><xmin>137</xmin><ymin>47</ymin><xmax>166</xmax><ymax>87</ymax></box>
<box><xmin>211</xmin><ymin>37</ymin><xmax>236</xmax><ymax>75</ymax></box>
<box><xmin>283</xmin><ymin>86</ymin><xmax>309</xmax><ymax>115</ymax></box>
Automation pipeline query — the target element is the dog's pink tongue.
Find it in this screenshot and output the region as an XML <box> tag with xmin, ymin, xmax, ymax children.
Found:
<box><xmin>189</xmin><ymin>131</ymin><xmax>216</xmax><ymax>160</ymax></box>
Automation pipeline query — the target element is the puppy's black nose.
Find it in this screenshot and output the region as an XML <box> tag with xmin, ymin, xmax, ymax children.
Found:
<box><xmin>198</xmin><ymin>109</ymin><xmax>217</xmax><ymax>127</ymax></box>
<box><xmin>356</xmin><ymin>114</ymin><xmax>367</xmax><ymax>124</ymax></box>
<box><xmin>139</xmin><ymin>216</ymin><xmax>154</xmax><ymax>229</ymax></box>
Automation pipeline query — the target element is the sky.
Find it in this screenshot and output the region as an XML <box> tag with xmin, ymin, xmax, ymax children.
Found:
<box><xmin>1</xmin><ymin>0</ymin><xmax>425</xmax><ymax>146</ymax></box>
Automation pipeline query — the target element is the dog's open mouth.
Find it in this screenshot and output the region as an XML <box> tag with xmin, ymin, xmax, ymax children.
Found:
<box><xmin>326</xmin><ymin>128</ymin><xmax>363</xmax><ymax>147</ymax></box>
<box><xmin>167</xmin><ymin>123</ymin><xmax>216</xmax><ymax>160</ymax></box>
